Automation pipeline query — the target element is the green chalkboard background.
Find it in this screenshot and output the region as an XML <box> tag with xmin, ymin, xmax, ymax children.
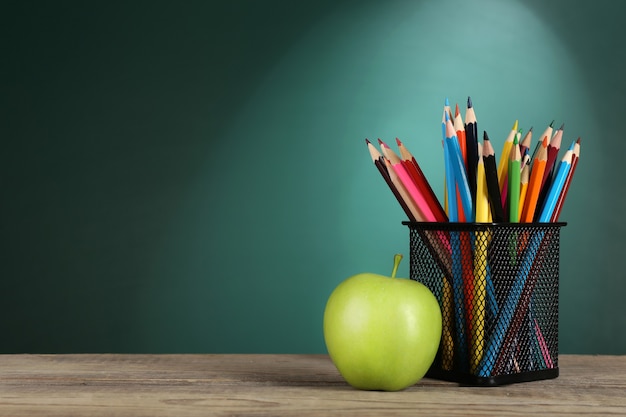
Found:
<box><xmin>2</xmin><ymin>0</ymin><xmax>625</xmax><ymax>354</ymax></box>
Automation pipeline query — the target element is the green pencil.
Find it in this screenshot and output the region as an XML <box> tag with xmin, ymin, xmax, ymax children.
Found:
<box><xmin>508</xmin><ymin>135</ymin><xmax>521</xmax><ymax>222</ymax></box>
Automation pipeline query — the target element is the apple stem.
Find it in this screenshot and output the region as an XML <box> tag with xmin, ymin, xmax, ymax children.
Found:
<box><xmin>391</xmin><ymin>254</ymin><xmax>403</xmax><ymax>278</ymax></box>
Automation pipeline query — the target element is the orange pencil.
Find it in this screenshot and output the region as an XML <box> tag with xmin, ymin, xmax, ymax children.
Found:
<box><xmin>520</xmin><ymin>136</ymin><xmax>548</xmax><ymax>222</ymax></box>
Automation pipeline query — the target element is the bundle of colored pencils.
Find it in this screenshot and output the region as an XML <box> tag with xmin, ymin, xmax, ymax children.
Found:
<box><xmin>366</xmin><ymin>97</ymin><xmax>581</xmax><ymax>224</ymax></box>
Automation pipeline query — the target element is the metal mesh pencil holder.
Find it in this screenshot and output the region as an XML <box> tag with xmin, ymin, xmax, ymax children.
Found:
<box><xmin>403</xmin><ymin>221</ymin><xmax>566</xmax><ymax>386</ymax></box>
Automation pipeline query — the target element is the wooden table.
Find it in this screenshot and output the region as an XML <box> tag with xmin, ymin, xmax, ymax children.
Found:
<box><xmin>0</xmin><ymin>354</ymin><xmax>624</xmax><ymax>416</ymax></box>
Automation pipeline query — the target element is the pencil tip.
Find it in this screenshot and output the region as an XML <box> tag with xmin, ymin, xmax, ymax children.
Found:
<box><xmin>549</xmin><ymin>120</ymin><xmax>554</xmax><ymax>127</ymax></box>
<box><xmin>377</xmin><ymin>138</ymin><xmax>384</xmax><ymax>146</ymax></box>
<box><xmin>513</xmin><ymin>120</ymin><xmax>519</xmax><ymax>130</ymax></box>
<box><xmin>467</xmin><ymin>96</ymin><xmax>473</xmax><ymax>108</ymax></box>
<box><xmin>455</xmin><ymin>103</ymin><xmax>460</xmax><ymax>116</ymax></box>
<box><xmin>365</xmin><ymin>138</ymin><xmax>371</xmax><ymax>145</ymax></box>
<box><xmin>529</xmin><ymin>126</ymin><xmax>533</xmax><ymax>132</ymax></box>
<box><xmin>483</xmin><ymin>131</ymin><xmax>490</xmax><ymax>141</ymax></box>
<box><xmin>395</xmin><ymin>137</ymin><xmax>402</xmax><ymax>146</ymax></box>
<box><xmin>559</xmin><ymin>122</ymin><xmax>565</xmax><ymax>130</ymax></box>
<box><xmin>445</xmin><ymin>97</ymin><xmax>450</xmax><ymax>106</ymax></box>
<box><xmin>576</xmin><ymin>137</ymin><xmax>581</xmax><ymax>144</ymax></box>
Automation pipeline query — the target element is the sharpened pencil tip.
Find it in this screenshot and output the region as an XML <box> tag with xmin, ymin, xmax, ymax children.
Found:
<box><xmin>483</xmin><ymin>131</ymin><xmax>490</xmax><ymax>141</ymax></box>
<box><xmin>445</xmin><ymin>97</ymin><xmax>450</xmax><ymax>106</ymax></box>
<box><xmin>395</xmin><ymin>137</ymin><xmax>402</xmax><ymax>146</ymax></box>
<box><xmin>559</xmin><ymin>122</ymin><xmax>565</xmax><ymax>130</ymax></box>
<box><xmin>576</xmin><ymin>137</ymin><xmax>581</xmax><ymax>144</ymax></box>
<box><xmin>549</xmin><ymin>120</ymin><xmax>554</xmax><ymax>127</ymax></box>
<box><xmin>365</xmin><ymin>138</ymin><xmax>371</xmax><ymax>145</ymax></box>
<box><xmin>467</xmin><ymin>96</ymin><xmax>473</xmax><ymax>108</ymax></box>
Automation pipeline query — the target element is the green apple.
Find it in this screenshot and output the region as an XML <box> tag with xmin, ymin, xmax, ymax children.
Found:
<box><xmin>323</xmin><ymin>254</ymin><xmax>442</xmax><ymax>391</ymax></box>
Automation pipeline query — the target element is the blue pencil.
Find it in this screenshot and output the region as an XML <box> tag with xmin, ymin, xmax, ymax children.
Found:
<box><xmin>538</xmin><ymin>148</ymin><xmax>574</xmax><ymax>222</ymax></box>
<box><xmin>443</xmin><ymin>139</ymin><xmax>458</xmax><ymax>222</ymax></box>
<box><xmin>444</xmin><ymin>112</ymin><xmax>474</xmax><ymax>221</ymax></box>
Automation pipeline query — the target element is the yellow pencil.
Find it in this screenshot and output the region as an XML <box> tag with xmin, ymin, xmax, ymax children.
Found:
<box><xmin>442</xmin><ymin>278</ymin><xmax>454</xmax><ymax>371</ymax></box>
<box><xmin>497</xmin><ymin>120</ymin><xmax>519</xmax><ymax>194</ymax></box>
<box><xmin>471</xmin><ymin>143</ymin><xmax>489</xmax><ymax>373</ymax></box>
<box><xmin>475</xmin><ymin>143</ymin><xmax>489</xmax><ymax>223</ymax></box>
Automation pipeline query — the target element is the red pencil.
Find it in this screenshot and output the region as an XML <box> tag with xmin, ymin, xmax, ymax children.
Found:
<box><xmin>365</xmin><ymin>139</ymin><xmax>416</xmax><ymax>222</ymax></box>
<box><xmin>454</xmin><ymin>103</ymin><xmax>467</xmax><ymax>166</ymax></box>
<box><xmin>551</xmin><ymin>138</ymin><xmax>581</xmax><ymax>222</ymax></box>
<box><xmin>379</xmin><ymin>139</ymin><xmax>436</xmax><ymax>221</ymax></box>
<box><xmin>396</xmin><ymin>138</ymin><xmax>448</xmax><ymax>222</ymax></box>
<box><xmin>535</xmin><ymin>124</ymin><xmax>564</xmax><ymax>221</ymax></box>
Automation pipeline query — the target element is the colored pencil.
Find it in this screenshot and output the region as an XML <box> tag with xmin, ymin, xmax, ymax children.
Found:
<box><xmin>379</xmin><ymin>139</ymin><xmax>438</xmax><ymax>222</ymax></box>
<box><xmin>538</xmin><ymin>147</ymin><xmax>574</xmax><ymax>222</ymax></box>
<box><xmin>482</xmin><ymin>131</ymin><xmax>505</xmax><ymax>222</ymax></box>
<box><xmin>535</xmin><ymin>124</ymin><xmax>563</xmax><ymax>220</ymax></box>
<box><xmin>442</xmin><ymin>97</ymin><xmax>452</xmax><ymax>139</ymax></box>
<box><xmin>396</xmin><ymin>138</ymin><xmax>448</xmax><ymax>222</ymax></box>
<box><xmin>545</xmin><ymin>124</ymin><xmax>564</xmax><ymax>180</ymax></box>
<box><xmin>454</xmin><ymin>103</ymin><xmax>467</xmax><ymax>165</ymax></box>
<box><xmin>518</xmin><ymin>161</ymin><xmax>530</xmax><ymax>222</ymax></box>
<box><xmin>464</xmin><ymin>96</ymin><xmax>479</xmax><ymax>207</ymax></box>
<box><xmin>471</xmin><ymin>142</ymin><xmax>490</xmax><ymax>373</ymax></box>
<box><xmin>454</xmin><ymin>104</ymin><xmax>469</xmax><ymax>222</ymax></box>
<box><xmin>520</xmin><ymin>136</ymin><xmax>548</xmax><ymax>223</ymax></box>
<box><xmin>501</xmin><ymin>128</ymin><xmax>522</xmax><ymax>211</ymax></box>
<box><xmin>445</xmin><ymin>113</ymin><xmax>473</xmax><ymax>221</ymax></box>
<box><xmin>383</xmin><ymin>157</ymin><xmax>424</xmax><ymax>222</ymax></box>
<box><xmin>475</xmin><ymin>143</ymin><xmax>490</xmax><ymax>224</ymax></box>
<box><xmin>531</xmin><ymin>121</ymin><xmax>554</xmax><ymax>162</ymax></box>
<box><xmin>365</xmin><ymin>139</ymin><xmax>417</xmax><ymax>221</ymax></box>
<box><xmin>497</xmin><ymin>120</ymin><xmax>519</xmax><ymax>195</ymax></box>
<box><xmin>508</xmin><ymin>135</ymin><xmax>522</xmax><ymax>222</ymax></box>
<box><xmin>443</xmin><ymin>138</ymin><xmax>458</xmax><ymax>221</ymax></box>
<box><xmin>519</xmin><ymin>127</ymin><xmax>533</xmax><ymax>159</ymax></box>
<box><xmin>551</xmin><ymin>138</ymin><xmax>581</xmax><ymax>222</ymax></box>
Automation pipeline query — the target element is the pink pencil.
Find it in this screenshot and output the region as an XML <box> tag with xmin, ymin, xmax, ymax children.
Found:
<box><xmin>379</xmin><ymin>139</ymin><xmax>437</xmax><ymax>222</ymax></box>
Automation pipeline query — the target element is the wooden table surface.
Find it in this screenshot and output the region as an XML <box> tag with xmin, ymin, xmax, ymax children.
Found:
<box><xmin>0</xmin><ymin>354</ymin><xmax>625</xmax><ymax>416</ymax></box>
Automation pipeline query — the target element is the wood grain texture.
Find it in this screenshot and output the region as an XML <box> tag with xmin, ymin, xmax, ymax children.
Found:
<box><xmin>0</xmin><ymin>354</ymin><xmax>624</xmax><ymax>416</ymax></box>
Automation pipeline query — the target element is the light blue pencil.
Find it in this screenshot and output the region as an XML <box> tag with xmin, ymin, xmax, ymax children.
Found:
<box><xmin>538</xmin><ymin>149</ymin><xmax>574</xmax><ymax>222</ymax></box>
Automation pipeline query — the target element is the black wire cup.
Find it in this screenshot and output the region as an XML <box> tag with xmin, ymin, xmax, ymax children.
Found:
<box><xmin>403</xmin><ymin>221</ymin><xmax>566</xmax><ymax>386</ymax></box>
